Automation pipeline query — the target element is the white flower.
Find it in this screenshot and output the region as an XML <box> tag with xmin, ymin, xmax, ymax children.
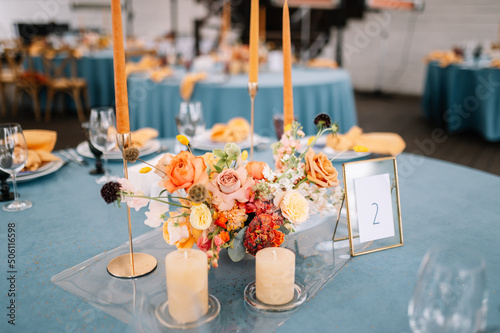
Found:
<box><xmin>118</xmin><ymin>178</ymin><xmax>149</xmax><ymax>211</ymax></box>
<box><xmin>144</xmin><ymin>200</ymin><xmax>169</xmax><ymax>228</ymax></box>
<box><xmin>166</xmin><ymin>215</ymin><xmax>190</xmax><ymax>245</ymax></box>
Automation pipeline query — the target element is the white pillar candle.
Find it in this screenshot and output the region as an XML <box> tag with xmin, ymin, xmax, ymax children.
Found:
<box><xmin>165</xmin><ymin>249</ymin><xmax>208</xmax><ymax>324</ymax></box>
<box><xmin>256</xmin><ymin>247</ymin><xmax>295</xmax><ymax>305</ymax></box>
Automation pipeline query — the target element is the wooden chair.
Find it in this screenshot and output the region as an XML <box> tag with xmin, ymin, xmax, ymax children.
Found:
<box><xmin>7</xmin><ymin>47</ymin><xmax>46</xmax><ymax>121</ymax></box>
<box><xmin>41</xmin><ymin>48</ymin><xmax>90</xmax><ymax>122</ymax></box>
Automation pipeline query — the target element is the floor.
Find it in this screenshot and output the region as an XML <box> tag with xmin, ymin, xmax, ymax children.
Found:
<box><xmin>2</xmin><ymin>93</ymin><xmax>500</xmax><ymax>176</ymax></box>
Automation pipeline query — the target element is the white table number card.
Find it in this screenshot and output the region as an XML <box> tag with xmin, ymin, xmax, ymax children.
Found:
<box><xmin>354</xmin><ymin>173</ymin><xmax>395</xmax><ymax>243</ymax></box>
<box><xmin>341</xmin><ymin>157</ymin><xmax>403</xmax><ymax>256</ymax></box>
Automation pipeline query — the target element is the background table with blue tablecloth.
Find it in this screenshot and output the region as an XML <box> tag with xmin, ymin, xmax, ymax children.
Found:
<box><xmin>2</xmin><ymin>139</ymin><xmax>500</xmax><ymax>332</ymax></box>
<box><xmin>127</xmin><ymin>68</ymin><xmax>358</xmax><ymax>138</ymax></box>
<box><xmin>422</xmin><ymin>61</ymin><xmax>500</xmax><ymax>141</ymax></box>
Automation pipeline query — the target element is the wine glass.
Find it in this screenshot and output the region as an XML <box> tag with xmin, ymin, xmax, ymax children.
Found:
<box><xmin>175</xmin><ymin>102</ymin><xmax>205</xmax><ymax>153</ymax></box>
<box><xmin>0</xmin><ymin>123</ymin><xmax>32</xmax><ymax>212</ymax></box>
<box><xmin>89</xmin><ymin>107</ymin><xmax>118</xmax><ymax>184</ymax></box>
<box><xmin>408</xmin><ymin>246</ymin><xmax>488</xmax><ymax>333</ymax></box>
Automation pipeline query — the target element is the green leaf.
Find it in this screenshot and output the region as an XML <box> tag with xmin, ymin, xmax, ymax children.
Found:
<box><xmin>278</xmin><ymin>225</ymin><xmax>291</xmax><ymax>235</ymax></box>
<box><xmin>228</xmin><ymin>226</ymin><xmax>247</xmax><ymax>262</ymax></box>
<box><xmin>213</xmin><ymin>149</ymin><xmax>226</xmax><ymax>158</ymax></box>
<box><xmin>213</xmin><ymin>164</ymin><xmax>223</xmax><ymax>173</ymax></box>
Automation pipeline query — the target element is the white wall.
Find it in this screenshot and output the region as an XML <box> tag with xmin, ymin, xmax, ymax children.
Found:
<box><xmin>1</xmin><ymin>0</ymin><xmax>498</xmax><ymax>95</ymax></box>
<box><xmin>333</xmin><ymin>0</ymin><xmax>500</xmax><ymax>95</ymax></box>
<box><xmin>0</xmin><ymin>0</ymin><xmax>206</xmax><ymax>39</ymax></box>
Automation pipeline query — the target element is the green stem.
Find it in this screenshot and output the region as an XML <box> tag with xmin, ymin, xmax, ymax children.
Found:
<box><xmin>121</xmin><ymin>193</ymin><xmax>191</xmax><ymax>209</ymax></box>
<box><xmin>294</xmin><ymin>177</ymin><xmax>308</xmax><ymax>189</ymax></box>
<box><xmin>137</xmin><ymin>158</ymin><xmax>165</xmax><ymax>175</ymax></box>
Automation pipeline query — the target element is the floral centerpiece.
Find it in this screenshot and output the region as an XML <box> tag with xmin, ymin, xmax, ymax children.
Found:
<box><xmin>101</xmin><ymin>115</ymin><xmax>358</xmax><ymax>268</ymax></box>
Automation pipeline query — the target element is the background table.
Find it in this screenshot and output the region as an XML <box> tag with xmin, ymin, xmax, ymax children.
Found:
<box><xmin>1</xmin><ymin>141</ymin><xmax>499</xmax><ymax>332</ymax></box>
<box><xmin>422</xmin><ymin>61</ymin><xmax>500</xmax><ymax>141</ymax></box>
<box><xmin>127</xmin><ymin>68</ymin><xmax>358</xmax><ymax>138</ymax></box>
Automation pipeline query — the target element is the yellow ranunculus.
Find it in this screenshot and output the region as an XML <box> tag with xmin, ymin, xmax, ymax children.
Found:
<box><xmin>241</xmin><ymin>150</ymin><xmax>248</xmax><ymax>161</ymax></box>
<box><xmin>139</xmin><ymin>166</ymin><xmax>152</xmax><ymax>174</ymax></box>
<box><xmin>279</xmin><ymin>190</ymin><xmax>309</xmax><ymax>225</ymax></box>
<box><xmin>189</xmin><ymin>204</ymin><xmax>212</xmax><ymax>230</ymax></box>
<box><xmin>353</xmin><ymin>145</ymin><xmax>369</xmax><ymax>153</ymax></box>
<box><xmin>176</xmin><ymin>135</ymin><xmax>189</xmax><ymax>146</ymax></box>
<box><xmin>284</xmin><ymin>124</ymin><xmax>292</xmax><ymax>133</ymax></box>
<box><xmin>307</xmin><ymin>136</ymin><xmax>316</xmax><ymax>146</ymax></box>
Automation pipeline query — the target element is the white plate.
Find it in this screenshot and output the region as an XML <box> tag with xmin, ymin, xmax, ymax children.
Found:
<box><xmin>76</xmin><ymin>139</ymin><xmax>161</xmax><ymax>160</ymax></box>
<box><xmin>298</xmin><ymin>136</ymin><xmax>370</xmax><ymax>161</ymax></box>
<box><xmin>191</xmin><ymin>131</ymin><xmax>263</xmax><ymax>151</ymax></box>
<box><xmin>10</xmin><ymin>160</ymin><xmax>65</xmax><ymax>183</ymax></box>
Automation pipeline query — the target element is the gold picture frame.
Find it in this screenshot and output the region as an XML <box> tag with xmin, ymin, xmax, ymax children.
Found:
<box><xmin>339</xmin><ymin>157</ymin><xmax>403</xmax><ymax>256</ymax></box>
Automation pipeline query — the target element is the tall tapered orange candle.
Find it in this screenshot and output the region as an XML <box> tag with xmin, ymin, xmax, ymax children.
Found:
<box><xmin>221</xmin><ymin>0</ymin><xmax>231</xmax><ymax>44</ymax></box>
<box><xmin>111</xmin><ymin>0</ymin><xmax>130</xmax><ymax>134</ymax></box>
<box><xmin>282</xmin><ymin>0</ymin><xmax>294</xmax><ymax>128</ymax></box>
<box><xmin>248</xmin><ymin>0</ymin><xmax>259</xmax><ymax>83</ymax></box>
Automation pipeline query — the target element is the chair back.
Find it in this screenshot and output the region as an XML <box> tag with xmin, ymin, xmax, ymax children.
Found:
<box><xmin>40</xmin><ymin>48</ymin><xmax>79</xmax><ymax>81</ymax></box>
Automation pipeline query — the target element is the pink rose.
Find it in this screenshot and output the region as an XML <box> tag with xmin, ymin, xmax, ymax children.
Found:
<box><xmin>207</xmin><ymin>167</ymin><xmax>255</xmax><ymax>211</ymax></box>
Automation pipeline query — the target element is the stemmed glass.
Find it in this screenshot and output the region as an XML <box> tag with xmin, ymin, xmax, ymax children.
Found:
<box><xmin>0</xmin><ymin>123</ymin><xmax>32</xmax><ymax>212</ymax></box>
<box><xmin>89</xmin><ymin>107</ymin><xmax>118</xmax><ymax>184</ymax></box>
<box><xmin>175</xmin><ymin>102</ymin><xmax>205</xmax><ymax>153</ymax></box>
<box><xmin>408</xmin><ymin>246</ymin><xmax>488</xmax><ymax>333</ymax></box>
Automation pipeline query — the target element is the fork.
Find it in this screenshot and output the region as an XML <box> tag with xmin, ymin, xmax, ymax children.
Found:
<box><xmin>66</xmin><ymin>148</ymin><xmax>88</xmax><ymax>166</ymax></box>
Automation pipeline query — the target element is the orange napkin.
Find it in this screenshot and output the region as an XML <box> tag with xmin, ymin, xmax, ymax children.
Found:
<box><xmin>131</xmin><ymin>128</ymin><xmax>159</xmax><ymax>147</ymax></box>
<box><xmin>149</xmin><ymin>66</ymin><xmax>173</xmax><ymax>83</ymax></box>
<box><xmin>326</xmin><ymin>126</ymin><xmax>406</xmax><ymax>156</ymax></box>
<box><xmin>180</xmin><ymin>72</ymin><xmax>207</xmax><ymax>101</ymax></box>
<box><xmin>307</xmin><ymin>58</ymin><xmax>338</xmax><ymax>69</ymax></box>
<box><xmin>23</xmin><ymin>130</ymin><xmax>60</xmax><ymax>171</ymax></box>
<box><xmin>210</xmin><ymin>117</ymin><xmax>250</xmax><ymax>143</ymax></box>
<box><xmin>424</xmin><ymin>50</ymin><xmax>463</xmax><ymax>67</ymax></box>
<box><xmin>125</xmin><ymin>55</ymin><xmax>161</xmax><ymax>76</ymax></box>
<box><xmin>491</xmin><ymin>59</ymin><xmax>500</xmax><ymax>69</ymax></box>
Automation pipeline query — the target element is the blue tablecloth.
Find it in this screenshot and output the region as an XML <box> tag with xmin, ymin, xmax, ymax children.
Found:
<box><xmin>422</xmin><ymin>61</ymin><xmax>500</xmax><ymax>141</ymax></box>
<box><xmin>1</xmin><ymin>140</ymin><xmax>500</xmax><ymax>332</ymax></box>
<box><xmin>127</xmin><ymin>68</ymin><xmax>358</xmax><ymax>138</ymax></box>
<box><xmin>31</xmin><ymin>50</ymin><xmax>115</xmax><ymax>109</ymax></box>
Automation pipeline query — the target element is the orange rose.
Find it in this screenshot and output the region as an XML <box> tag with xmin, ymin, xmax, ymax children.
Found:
<box><xmin>304</xmin><ymin>148</ymin><xmax>339</xmax><ymax>188</ymax></box>
<box><xmin>155</xmin><ymin>151</ymin><xmax>208</xmax><ymax>193</ymax></box>
<box><xmin>245</xmin><ymin>161</ymin><xmax>267</xmax><ymax>180</ymax></box>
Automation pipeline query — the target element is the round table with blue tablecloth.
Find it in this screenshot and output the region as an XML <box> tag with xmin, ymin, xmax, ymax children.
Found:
<box><xmin>127</xmin><ymin>67</ymin><xmax>358</xmax><ymax>138</ymax></box>
<box><xmin>2</xmin><ymin>138</ymin><xmax>500</xmax><ymax>332</ymax></box>
<box><xmin>422</xmin><ymin>61</ymin><xmax>500</xmax><ymax>141</ymax></box>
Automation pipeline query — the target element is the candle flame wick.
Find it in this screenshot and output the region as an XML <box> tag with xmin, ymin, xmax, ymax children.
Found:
<box><xmin>184</xmin><ymin>251</ymin><xmax>188</xmax><ymax>260</ymax></box>
<box><xmin>273</xmin><ymin>249</ymin><xmax>276</xmax><ymax>260</ymax></box>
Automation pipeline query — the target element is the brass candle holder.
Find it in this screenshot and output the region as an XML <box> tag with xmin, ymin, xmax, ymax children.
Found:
<box><xmin>107</xmin><ymin>132</ymin><xmax>158</xmax><ymax>278</ymax></box>
<box><xmin>248</xmin><ymin>82</ymin><xmax>258</xmax><ymax>161</ymax></box>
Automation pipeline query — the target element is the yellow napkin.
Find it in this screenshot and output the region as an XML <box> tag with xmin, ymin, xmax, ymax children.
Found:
<box><xmin>131</xmin><ymin>128</ymin><xmax>159</xmax><ymax>147</ymax></box>
<box><xmin>125</xmin><ymin>55</ymin><xmax>161</xmax><ymax>76</ymax></box>
<box><xmin>326</xmin><ymin>126</ymin><xmax>406</xmax><ymax>156</ymax></box>
<box><xmin>210</xmin><ymin>117</ymin><xmax>250</xmax><ymax>143</ymax></box>
<box><xmin>180</xmin><ymin>72</ymin><xmax>207</xmax><ymax>101</ymax></box>
<box><xmin>23</xmin><ymin>130</ymin><xmax>60</xmax><ymax>171</ymax></box>
<box><xmin>424</xmin><ymin>50</ymin><xmax>463</xmax><ymax>67</ymax></box>
<box><xmin>307</xmin><ymin>58</ymin><xmax>338</xmax><ymax>69</ymax></box>
<box><xmin>149</xmin><ymin>66</ymin><xmax>173</xmax><ymax>83</ymax></box>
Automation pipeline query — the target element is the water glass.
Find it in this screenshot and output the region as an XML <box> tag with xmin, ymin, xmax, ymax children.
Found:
<box><xmin>0</xmin><ymin>123</ymin><xmax>32</xmax><ymax>212</ymax></box>
<box><xmin>408</xmin><ymin>246</ymin><xmax>488</xmax><ymax>333</ymax></box>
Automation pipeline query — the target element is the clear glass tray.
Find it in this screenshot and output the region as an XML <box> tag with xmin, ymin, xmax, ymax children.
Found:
<box><xmin>51</xmin><ymin>214</ymin><xmax>352</xmax><ymax>331</ymax></box>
